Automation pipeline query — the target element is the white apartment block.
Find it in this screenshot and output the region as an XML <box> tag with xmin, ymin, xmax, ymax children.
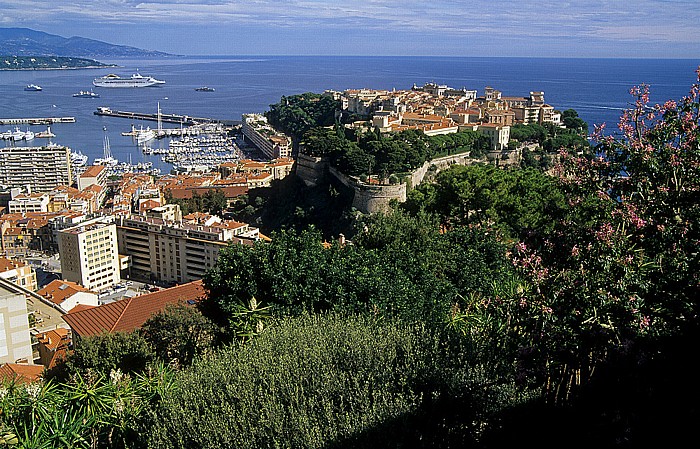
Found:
<box><xmin>8</xmin><ymin>193</ymin><xmax>50</xmax><ymax>214</ymax></box>
<box><xmin>58</xmin><ymin>218</ymin><xmax>120</xmax><ymax>292</ymax></box>
<box><xmin>0</xmin><ymin>145</ymin><xmax>72</xmax><ymax>193</ymax></box>
<box><xmin>116</xmin><ymin>214</ymin><xmax>258</xmax><ymax>284</ymax></box>
<box><xmin>0</xmin><ymin>278</ymin><xmax>33</xmax><ymax>365</ymax></box>
<box><xmin>241</xmin><ymin>114</ymin><xmax>292</xmax><ymax>159</ymax></box>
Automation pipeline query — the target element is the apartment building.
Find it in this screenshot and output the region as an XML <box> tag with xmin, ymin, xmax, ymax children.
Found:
<box><xmin>8</xmin><ymin>192</ymin><xmax>50</xmax><ymax>214</ymax></box>
<box><xmin>241</xmin><ymin>114</ymin><xmax>292</xmax><ymax>159</ymax></box>
<box><xmin>77</xmin><ymin>165</ymin><xmax>108</xmax><ymax>208</ymax></box>
<box><xmin>58</xmin><ymin>218</ymin><xmax>120</xmax><ymax>292</ymax></box>
<box><xmin>0</xmin><ymin>145</ymin><xmax>72</xmax><ymax>192</ymax></box>
<box><xmin>0</xmin><ymin>257</ymin><xmax>38</xmax><ymax>291</ymax></box>
<box><xmin>116</xmin><ymin>214</ymin><xmax>258</xmax><ymax>284</ymax></box>
<box><xmin>0</xmin><ymin>277</ymin><xmax>33</xmax><ymax>365</ymax></box>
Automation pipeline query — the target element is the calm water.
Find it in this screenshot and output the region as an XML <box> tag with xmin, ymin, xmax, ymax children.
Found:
<box><xmin>0</xmin><ymin>56</ymin><xmax>698</xmax><ymax>172</ymax></box>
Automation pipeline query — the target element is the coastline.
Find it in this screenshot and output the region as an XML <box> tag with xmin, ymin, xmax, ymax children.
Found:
<box><xmin>0</xmin><ymin>65</ymin><xmax>118</xmax><ymax>71</ymax></box>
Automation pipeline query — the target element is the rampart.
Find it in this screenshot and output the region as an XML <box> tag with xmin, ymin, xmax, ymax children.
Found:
<box><xmin>295</xmin><ymin>150</ymin><xmax>475</xmax><ymax>214</ymax></box>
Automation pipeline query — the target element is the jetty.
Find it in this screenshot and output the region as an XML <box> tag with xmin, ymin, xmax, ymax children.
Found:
<box><xmin>0</xmin><ymin>117</ymin><xmax>75</xmax><ymax>125</ymax></box>
<box><xmin>95</xmin><ymin>106</ymin><xmax>213</xmax><ymax>126</ymax></box>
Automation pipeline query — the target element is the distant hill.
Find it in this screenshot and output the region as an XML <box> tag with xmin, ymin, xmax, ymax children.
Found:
<box><xmin>0</xmin><ymin>27</ymin><xmax>174</xmax><ymax>58</ymax></box>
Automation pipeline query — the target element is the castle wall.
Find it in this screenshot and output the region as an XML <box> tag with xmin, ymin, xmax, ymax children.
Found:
<box><xmin>296</xmin><ymin>150</ymin><xmax>475</xmax><ymax>215</ymax></box>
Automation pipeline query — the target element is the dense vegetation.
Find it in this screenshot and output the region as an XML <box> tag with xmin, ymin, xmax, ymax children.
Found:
<box><xmin>164</xmin><ymin>189</ymin><xmax>228</xmax><ymax>216</ymax></box>
<box><xmin>265</xmin><ymin>93</ymin><xmax>341</xmax><ymax>149</ymax></box>
<box><xmin>509</xmin><ymin>111</ymin><xmax>589</xmax><ymax>153</ymax></box>
<box><xmin>301</xmin><ymin>126</ymin><xmax>489</xmax><ymax>178</ymax></box>
<box><xmin>3</xmin><ymin>74</ymin><xmax>700</xmax><ymax>448</ymax></box>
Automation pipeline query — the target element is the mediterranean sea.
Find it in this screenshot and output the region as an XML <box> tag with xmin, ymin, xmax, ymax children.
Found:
<box><xmin>1</xmin><ymin>56</ymin><xmax>698</xmax><ymax>173</ymax></box>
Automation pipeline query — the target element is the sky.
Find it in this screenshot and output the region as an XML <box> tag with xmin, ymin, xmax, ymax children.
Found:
<box><xmin>1</xmin><ymin>0</ymin><xmax>699</xmax><ymax>57</ymax></box>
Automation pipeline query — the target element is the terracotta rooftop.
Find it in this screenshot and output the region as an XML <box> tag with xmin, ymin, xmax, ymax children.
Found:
<box><xmin>0</xmin><ymin>364</ymin><xmax>44</xmax><ymax>385</ymax></box>
<box><xmin>0</xmin><ymin>257</ymin><xmax>27</xmax><ymax>272</ymax></box>
<box><xmin>62</xmin><ymin>280</ymin><xmax>206</xmax><ymax>337</ymax></box>
<box><xmin>36</xmin><ymin>328</ymin><xmax>70</xmax><ymax>351</ymax></box>
<box><xmin>37</xmin><ymin>279</ymin><xmax>93</xmax><ymax>306</ymax></box>
<box><xmin>81</xmin><ymin>165</ymin><xmax>107</xmax><ymax>178</ymax></box>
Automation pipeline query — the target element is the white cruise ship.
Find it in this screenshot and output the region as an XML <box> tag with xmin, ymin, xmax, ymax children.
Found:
<box><xmin>93</xmin><ymin>72</ymin><xmax>165</xmax><ymax>88</ymax></box>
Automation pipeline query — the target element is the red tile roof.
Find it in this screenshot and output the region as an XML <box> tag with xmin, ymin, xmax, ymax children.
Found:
<box><xmin>36</xmin><ymin>328</ymin><xmax>70</xmax><ymax>351</ymax></box>
<box><xmin>62</xmin><ymin>280</ymin><xmax>206</xmax><ymax>337</ymax></box>
<box><xmin>0</xmin><ymin>257</ymin><xmax>26</xmax><ymax>272</ymax></box>
<box><xmin>37</xmin><ymin>279</ymin><xmax>93</xmax><ymax>306</ymax></box>
<box><xmin>81</xmin><ymin>165</ymin><xmax>107</xmax><ymax>178</ymax></box>
<box><xmin>0</xmin><ymin>363</ymin><xmax>44</xmax><ymax>384</ymax></box>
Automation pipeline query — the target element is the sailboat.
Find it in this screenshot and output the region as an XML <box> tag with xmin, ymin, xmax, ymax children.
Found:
<box><xmin>94</xmin><ymin>127</ymin><xmax>118</xmax><ymax>166</ymax></box>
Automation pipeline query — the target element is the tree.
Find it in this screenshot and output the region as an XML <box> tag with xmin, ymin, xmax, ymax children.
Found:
<box><xmin>48</xmin><ymin>332</ymin><xmax>155</xmax><ymax>382</ymax></box>
<box><xmin>140</xmin><ymin>304</ymin><xmax>219</xmax><ymax>368</ymax></box>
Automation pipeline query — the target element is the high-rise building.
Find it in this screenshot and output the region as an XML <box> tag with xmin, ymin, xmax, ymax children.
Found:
<box><xmin>0</xmin><ymin>145</ymin><xmax>72</xmax><ymax>192</ymax></box>
<box><xmin>58</xmin><ymin>217</ymin><xmax>120</xmax><ymax>292</ymax></box>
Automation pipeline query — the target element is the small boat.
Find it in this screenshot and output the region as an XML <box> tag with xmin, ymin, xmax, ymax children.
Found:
<box><xmin>24</xmin><ymin>129</ymin><xmax>35</xmax><ymax>140</ymax></box>
<box><xmin>11</xmin><ymin>127</ymin><xmax>25</xmax><ymax>140</ymax></box>
<box><xmin>73</xmin><ymin>90</ymin><xmax>100</xmax><ymax>98</ymax></box>
<box><xmin>195</xmin><ymin>86</ymin><xmax>215</xmax><ymax>92</ymax></box>
<box><xmin>35</xmin><ymin>126</ymin><xmax>55</xmax><ymax>139</ymax></box>
<box><xmin>24</xmin><ymin>84</ymin><xmax>42</xmax><ymax>91</ymax></box>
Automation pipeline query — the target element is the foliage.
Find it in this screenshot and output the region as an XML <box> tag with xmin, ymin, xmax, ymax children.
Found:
<box><xmin>404</xmin><ymin>164</ymin><xmax>568</xmax><ymax>242</ymax></box>
<box><xmin>266</xmin><ymin>93</ymin><xmax>341</xmax><ymax>145</ymax></box>
<box><xmin>510</xmin><ymin>117</ymin><xmax>588</xmax><ymax>153</ymax></box>
<box><xmin>140</xmin><ymin>304</ymin><xmax>219</xmax><ymax>368</ymax></box>
<box><xmin>166</xmin><ymin>189</ymin><xmax>228</xmax><ymax>216</ymax></box>
<box><xmin>47</xmin><ymin>332</ymin><xmax>155</xmax><ymax>382</ymax></box>
<box><xmin>561</xmin><ymin>108</ymin><xmax>588</xmax><ymax>132</ymax></box>
<box><xmin>204</xmin><ymin>209</ymin><xmax>519</xmax><ymax>338</ymax></box>
<box><xmin>300</xmin><ymin>126</ymin><xmax>487</xmax><ymax>178</ymax></box>
<box><xmin>144</xmin><ymin>314</ymin><xmax>532</xmax><ymax>449</ymax></box>
<box><xmin>226</xmin><ymin>175</ymin><xmax>356</xmax><ymax>238</ymax></box>
<box><xmin>0</xmin><ymin>364</ymin><xmax>175</xmax><ymax>449</ymax></box>
<box><xmin>491</xmin><ymin>70</ymin><xmax>700</xmax><ymax>404</ymax></box>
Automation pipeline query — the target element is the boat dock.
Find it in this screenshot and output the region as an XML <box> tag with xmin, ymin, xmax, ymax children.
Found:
<box><xmin>95</xmin><ymin>107</ymin><xmax>213</xmax><ymax>126</ymax></box>
<box><xmin>0</xmin><ymin>117</ymin><xmax>75</xmax><ymax>125</ymax></box>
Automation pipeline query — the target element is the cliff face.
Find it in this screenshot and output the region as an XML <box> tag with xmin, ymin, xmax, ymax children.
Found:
<box><xmin>0</xmin><ymin>27</ymin><xmax>173</xmax><ymax>58</ymax></box>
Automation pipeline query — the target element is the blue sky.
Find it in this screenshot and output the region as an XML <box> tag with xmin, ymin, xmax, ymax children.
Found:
<box><xmin>1</xmin><ymin>0</ymin><xmax>699</xmax><ymax>57</ymax></box>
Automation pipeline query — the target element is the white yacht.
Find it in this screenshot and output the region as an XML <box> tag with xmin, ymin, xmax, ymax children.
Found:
<box><xmin>71</xmin><ymin>150</ymin><xmax>89</xmax><ymax>167</ymax></box>
<box><xmin>136</xmin><ymin>126</ymin><xmax>156</xmax><ymax>144</ymax></box>
<box><xmin>93</xmin><ymin>72</ymin><xmax>165</xmax><ymax>88</ymax></box>
<box><xmin>11</xmin><ymin>128</ymin><xmax>25</xmax><ymax>140</ymax></box>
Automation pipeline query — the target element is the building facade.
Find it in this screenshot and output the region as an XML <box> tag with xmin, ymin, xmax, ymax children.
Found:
<box><xmin>58</xmin><ymin>218</ymin><xmax>120</xmax><ymax>292</ymax></box>
<box><xmin>0</xmin><ymin>278</ymin><xmax>33</xmax><ymax>365</ymax></box>
<box><xmin>0</xmin><ymin>145</ymin><xmax>72</xmax><ymax>192</ymax></box>
<box><xmin>241</xmin><ymin>114</ymin><xmax>292</xmax><ymax>159</ymax></box>
<box><xmin>116</xmin><ymin>215</ymin><xmax>257</xmax><ymax>284</ymax></box>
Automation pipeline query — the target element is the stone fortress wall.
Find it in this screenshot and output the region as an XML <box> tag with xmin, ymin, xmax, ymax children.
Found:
<box><xmin>296</xmin><ymin>150</ymin><xmax>476</xmax><ymax>214</ymax></box>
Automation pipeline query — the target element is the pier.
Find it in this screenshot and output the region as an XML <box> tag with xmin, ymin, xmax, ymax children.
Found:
<box><xmin>95</xmin><ymin>107</ymin><xmax>214</xmax><ymax>126</ymax></box>
<box><xmin>0</xmin><ymin>117</ymin><xmax>75</xmax><ymax>125</ymax></box>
